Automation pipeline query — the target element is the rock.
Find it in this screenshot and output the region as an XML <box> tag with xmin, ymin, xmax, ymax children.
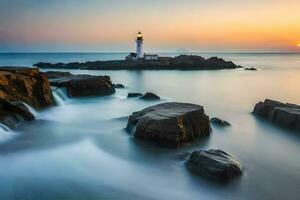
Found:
<box><xmin>245</xmin><ymin>67</ymin><xmax>258</xmax><ymax>71</ymax></box>
<box><xmin>44</xmin><ymin>71</ymin><xmax>72</xmax><ymax>79</ymax></box>
<box><xmin>0</xmin><ymin>99</ymin><xmax>34</xmax><ymax>129</ymax></box>
<box><xmin>253</xmin><ymin>99</ymin><xmax>300</xmax><ymax>131</ymax></box>
<box><xmin>0</xmin><ymin>67</ymin><xmax>53</xmax><ymax>109</ymax></box>
<box><xmin>139</xmin><ymin>92</ymin><xmax>160</xmax><ymax>100</ymax></box>
<box><xmin>127</xmin><ymin>93</ymin><xmax>143</xmax><ymax>98</ymax></box>
<box><xmin>210</xmin><ymin>117</ymin><xmax>231</xmax><ymax>127</ymax></box>
<box><xmin>48</xmin><ymin>74</ymin><xmax>115</xmax><ymax>97</ymax></box>
<box><xmin>127</xmin><ymin>102</ymin><xmax>211</xmax><ymax>148</ymax></box>
<box><xmin>113</xmin><ymin>83</ymin><xmax>125</xmax><ymax>89</ymax></box>
<box><xmin>185</xmin><ymin>149</ymin><xmax>242</xmax><ymax>182</ymax></box>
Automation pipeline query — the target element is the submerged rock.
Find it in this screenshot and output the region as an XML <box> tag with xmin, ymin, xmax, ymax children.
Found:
<box><xmin>127</xmin><ymin>102</ymin><xmax>211</xmax><ymax>148</ymax></box>
<box><xmin>185</xmin><ymin>149</ymin><xmax>242</xmax><ymax>182</ymax></box>
<box><xmin>253</xmin><ymin>99</ymin><xmax>300</xmax><ymax>131</ymax></box>
<box><xmin>210</xmin><ymin>117</ymin><xmax>231</xmax><ymax>127</ymax></box>
<box><xmin>139</xmin><ymin>92</ymin><xmax>160</xmax><ymax>100</ymax></box>
<box><xmin>0</xmin><ymin>99</ymin><xmax>34</xmax><ymax>129</ymax></box>
<box><xmin>127</xmin><ymin>93</ymin><xmax>143</xmax><ymax>98</ymax></box>
<box><xmin>245</xmin><ymin>67</ymin><xmax>258</xmax><ymax>71</ymax></box>
<box><xmin>46</xmin><ymin>72</ymin><xmax>115</xmax><ymax>97</ymax></box>
<box><xmin>0</xmin><ymin>67</ymin><xmax>53</xmax><ymax>109</ymax></box>
<box><xmin>113</xmin><ymin>83</ymin><xmax>125</xmax><ymax>89</ymax></box>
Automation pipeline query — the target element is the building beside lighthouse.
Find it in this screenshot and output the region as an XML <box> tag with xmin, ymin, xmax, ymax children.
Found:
<box><xmin>126</xmin><ymin>32</ymin><xmax>159</xmax><ymax>61</ymax></box>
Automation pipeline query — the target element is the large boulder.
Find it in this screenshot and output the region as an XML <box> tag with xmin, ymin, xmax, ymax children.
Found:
<box><xmin>46</xmin><ymin>72</ymin><xmax>115</xmax><ymax>97</ymax></box>
<box><xmin>185</xmin><ymin>149</ymin><xmax>242</xmax><ymax>182</ymax></box>
<box><xmin>127</xmin><ymin>102</ymin><xmax>211</xmax><ymax>148</ymax></box>
<box><xmin>253</xmin><ymin>99</ymin><xmax>300</xmax><ymax>131</ymax></box>
<box><xmin>0</xmin><ymin>99</ymin><xmax>35</xmax><ymax>129</ymax></box>
<box><xmin>0</xmin><ymin>67</ymin><xmax>53</xmax><ymax>109</ymax></box>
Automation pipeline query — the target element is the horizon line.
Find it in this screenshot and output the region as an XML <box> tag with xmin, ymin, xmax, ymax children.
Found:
<box><xmin>0</xmin><ymin>51</ymin><xmax>300</xmax><ymax>54</ymax></box>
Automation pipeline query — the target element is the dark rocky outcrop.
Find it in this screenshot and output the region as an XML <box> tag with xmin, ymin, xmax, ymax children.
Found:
<box><xmin>245</xmin><ymin>67</ymin><xmax>258</xmax><ymax>71</ymax></box>
<box><xmin>126</xmin><ymin>102</ymin><xmax>211</xmax><ymax>148</ymax></box>
<box><xmin>34</xmin><ymin>55</ymin><xmax>241</xmax><ymax>70</ymax></box>
<box><xmin>139</xmin><ymin>92</ymin><xmax>160</xmax><ymax>100</ymax></box>
<box><xmin>0</xmin><ymin>67</ymin><xmax>53</xmax><ymax>109</ymax></box>
<box><xmin>0</xmin><ymin>99</ymin><xmax>35</xmax><ymax>129</ymax></box>
<box><xmin>185</xmin><ymin>149</ymin><xmax>242</xmax><ymax>182</ymax></box>
<box><xmin>45</xmin><ymin>71</ymin><xmax>115</xmax><ymax>97</ymax></box>
<box><xmin>210</xmin><ymin>117</ymin><xmax>231</xmax><ymax>127</ymax></box>
<box><xmin>127</xmin><ymin>93</ymin><xmax>143</xmax><ymax>98</ymax></box>
<box><xmin>113</xmin><ymin>83</ymin><xmax>125</xmax><ymax>89</ymax></box>
<box><xmin>253</xmin><ymin>99</ymin><xmax>300</xmax><ymax>131</ymax></box>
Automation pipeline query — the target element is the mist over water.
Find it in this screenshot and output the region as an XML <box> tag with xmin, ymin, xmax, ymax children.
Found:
<box><xmin>0</xmin><ymin>53</ymin><xmax>300</xmax><ymax>199</ymax></box>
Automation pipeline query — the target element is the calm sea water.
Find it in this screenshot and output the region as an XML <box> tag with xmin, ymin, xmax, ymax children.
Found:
<box><xmin>0</xmin><ymin>53</ymin><xmax>300</xmax><ymax>200</ymax></box>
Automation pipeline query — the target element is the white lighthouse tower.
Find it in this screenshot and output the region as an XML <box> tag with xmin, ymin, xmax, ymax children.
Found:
<box><xmin>136</xmin><ymin>32</ymin><xmax>144</xmax><ymax>59</ymax></box>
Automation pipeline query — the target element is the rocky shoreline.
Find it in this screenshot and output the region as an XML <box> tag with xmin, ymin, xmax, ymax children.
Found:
<box><xmin>1</xmin><ymin>66</ymin><xmax>300</xmax><ymax>183</ymax></box>
<box><xmin>34</xmin><ymin>55</ymin><xmax>242</xmax><ymax>70</ymax></box>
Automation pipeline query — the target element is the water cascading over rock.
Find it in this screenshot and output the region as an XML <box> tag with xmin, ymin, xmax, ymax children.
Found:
<box><xmin>0</xmin><ymin>67</ymin><xmax>53</xmax><ymax>129</ymax></box>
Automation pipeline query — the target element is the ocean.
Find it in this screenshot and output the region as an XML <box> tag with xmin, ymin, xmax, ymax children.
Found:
<box><xmin>0</xmin><ymin>52</ymin><xmax>300</xmax><ymax>200</ymax></box>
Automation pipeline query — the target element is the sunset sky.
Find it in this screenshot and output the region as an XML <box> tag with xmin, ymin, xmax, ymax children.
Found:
<box><xmin>0</xmin><ymin>0</ymin><xmax>300</xmax><ymax>52</ymax></box>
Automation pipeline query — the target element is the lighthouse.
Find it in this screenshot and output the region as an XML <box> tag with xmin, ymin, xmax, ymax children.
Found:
<box><xmin>136</xmin><ymin>32</ymin><xmax>143</xmax><ymax>59</ymax></box>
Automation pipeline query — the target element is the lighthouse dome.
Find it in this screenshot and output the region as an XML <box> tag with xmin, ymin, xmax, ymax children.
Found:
<box><xmin>137</xmin><ymin>32</ymin><xmax>143</xmax><ymax>40</ymax></box>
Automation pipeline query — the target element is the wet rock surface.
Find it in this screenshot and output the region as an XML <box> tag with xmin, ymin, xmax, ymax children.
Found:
<box><xmin>0</xmin><ymin>67</ymin><xmax>53</xmax><ymax>109</ymax></box>
<box><xmin>44</xmin><ymin>71</ymin><xmax>72</xmax><ymax>79</ymax></box>
<box><xmin>127</xmin><ymin>102</ymin><xmax>211</xmax><ymax>148</ymax></box>
<box><xmin>245</xmin><ymin>67</ymin><xmax>258</xmax><ymax>71</ymax></box>
<box><xmin>45</xmin><ymin>71</ymin><xmax>115</xmax><ymax>97</ymax></box>
<box><xmin>185</xmin><ymin>149</ymin><xmax>242</xmax><ymax>182</ymax></box>
<box><xmin>139</xmin><ymin>92</ymin><xmax>160</xmax><ymax>100</ymax></box>
<box><xmin>127</xmin><ymin>93</ymin><xmax>143</xmax><ymax>98</ymax></box>
<box><xmin>113</xmin><ymin>84</ymin><xmax>125</xmax><ymax>89</ymax></box>
<box><xmin>253</xmin><ymin>99</ymin><xmax>300</xmax><ymax>131</ymax></box>
<box><xmin>210</xmin><ymin>117</ymin><xmax>231</xmax><ymax>127</ymax></box>
<box><xmin>0</xmin><ymin>99</ymin><xmax>35</xmax><ymax>129</ymax></box>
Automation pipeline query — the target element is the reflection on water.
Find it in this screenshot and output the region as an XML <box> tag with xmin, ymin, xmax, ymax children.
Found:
<box><xmin>0</xmin><ymin>53</ymin><xmax>300</xmax><ymax>199</ymax></box>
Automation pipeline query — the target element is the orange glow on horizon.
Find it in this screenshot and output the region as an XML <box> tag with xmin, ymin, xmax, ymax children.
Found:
<box><xmin>1</xmin><ymin>0</ymin><xmax>300</xmax><ymax>51</ymax></box>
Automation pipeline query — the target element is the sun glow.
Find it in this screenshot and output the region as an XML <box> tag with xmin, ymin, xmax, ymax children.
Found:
<box><xmin>297</xmin><ymin>43</ymin><xmax>300</xmax><ymax>47</ymax></box>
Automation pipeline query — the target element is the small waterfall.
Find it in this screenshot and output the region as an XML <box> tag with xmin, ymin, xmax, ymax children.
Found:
<box><xmin>52</xmin><ymin>87</ymin><xmax>68</xmax><ymax>106</ymax></box>
<box><xmin>0</xmin><ymin>123</ymin><xmax>17</xmax><ymax>142</ymax></box>
<box><xmin>23</xmin><ymin>102</ymin><xmax>39</xmax><ymax>118</ymax></box>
